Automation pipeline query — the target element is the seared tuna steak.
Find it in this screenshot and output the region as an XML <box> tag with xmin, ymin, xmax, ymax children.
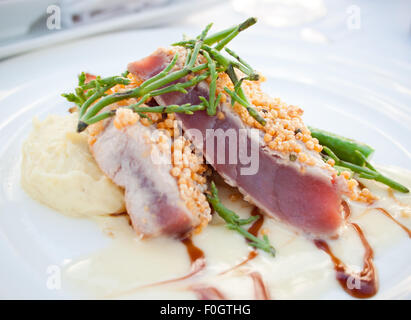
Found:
<box><xmin>127</xmin><ymin>48</ymin><xmax>348</xmax><ymax>236</ymax></box>
<box><xmin>89</xmin><ymin>109</ymin><xmax>210</xmax><ymax>238</ymax></box>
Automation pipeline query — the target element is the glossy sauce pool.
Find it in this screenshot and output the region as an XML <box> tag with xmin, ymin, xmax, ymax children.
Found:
<box><xmin>61</xmin><ymin>166</ymin><xmax>411</xmax><ymax>299</ymax></box>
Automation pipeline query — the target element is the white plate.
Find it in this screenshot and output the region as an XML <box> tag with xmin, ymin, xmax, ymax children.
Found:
<box><xmin>0</xmin><ymin>28</ymin><xmax>411</xmax><ymax>299</ymax></box>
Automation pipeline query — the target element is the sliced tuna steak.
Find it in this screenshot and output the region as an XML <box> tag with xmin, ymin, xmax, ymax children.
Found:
<box><xmin>90</xmin><ymin>117</ymin><xmax>206</xmax><ymax>238</ymax></box>
<box><xmin>128</xmin><ymin>48</ymin><xmax>348</xmax><ymax>236</ymax></box>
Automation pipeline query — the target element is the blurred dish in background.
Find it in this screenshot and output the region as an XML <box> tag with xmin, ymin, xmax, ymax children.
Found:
<box><xmin>60</xmin><ymin>0</ymin><xmax>169</xmax><ymax>27</ymax></box>
<box><xmin>231</xmin><ymin>0</ymin><xmax>327</xmax><ymax>28</ymax></box>
<box><xmin>0</xmin><ymin>0</ymin><xmax>221</xmax><ymax>60</ymax></box>
<box><xmin>0</xmin><ymin>0</ymin><xmax>55</xmax><ymax>41</ymax></box>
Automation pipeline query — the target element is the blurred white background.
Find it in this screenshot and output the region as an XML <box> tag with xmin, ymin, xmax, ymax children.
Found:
<box><xmin>0</xmin><ymin>0</ymin><xmax>410</xmax><ymax>61</ymax></box>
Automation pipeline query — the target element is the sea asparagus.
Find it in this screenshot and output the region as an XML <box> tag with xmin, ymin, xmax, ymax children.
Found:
<box><xmin>309</xmin><ymin>126</ymin><xmax>374</xmax><ymax>165</ymax></box>
<box><xmin>207</xmin><ymin>181</ymin><xmax>276</xmax><ymax>256</ymax></box>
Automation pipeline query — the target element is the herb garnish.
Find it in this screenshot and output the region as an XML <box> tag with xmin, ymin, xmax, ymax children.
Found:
<box><xmin>309</xmin><ymin>127</ymin><xmax>408</xmax><ymax>193</ymax></box>
<box><xmin>207</xmin><ymin>181</ymin><xmax>276</xmax><ymax>256</ymax></box>
<box><xmin>62</xmin><ymin>18</ymin><xmax>263</xmax><ymax>132</ymax></box>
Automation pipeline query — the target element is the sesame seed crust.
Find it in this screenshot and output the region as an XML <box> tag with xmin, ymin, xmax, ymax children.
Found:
<box><xmin>86</xmin><ymin>70</ymin><xmax>211</xmax><ymax>232</ymax></box>
<box><xmin>87</xmin><ymin>46</ymin><xmax>373</xmax><ymax>220</ymax></box>
<box><xmin>215</xmin><ymin>71</ymin><xmax>324</xmax><ymax>167</ymax></box>
<box><xmin>213</xmin><ymin>69</ymin><xmax>374</xmax><ymax>203</ymax></box>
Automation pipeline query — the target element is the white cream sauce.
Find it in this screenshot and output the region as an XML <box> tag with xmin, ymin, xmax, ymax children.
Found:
<box><xmin>61</xmin><ymin>165</ymin><xmax>411</xmax><ymax>299</ymax></box>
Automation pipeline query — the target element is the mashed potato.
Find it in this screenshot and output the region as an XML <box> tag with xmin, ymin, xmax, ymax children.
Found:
<box><xmin>21</xmin><ymin>113</ymin><xmax>125</xmax><ymax>217</ymax></box>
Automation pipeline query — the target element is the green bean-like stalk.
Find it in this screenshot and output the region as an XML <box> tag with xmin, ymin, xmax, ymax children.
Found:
<box><xmin>82</xmin><ymin>75</ymin><xmax>130</xmax><ymax>90</ymax></box>
<box><xmin>207</xmin><ymin>181</ymin><xmax>275</xmax><ymax>257</ymax></box>
<box><xmin>77</xmin><ymin>62</ymin><xmax>209</xmax><ymax>131</ymax></box>
<box><xmin>152</xmin><ymin>72</ymin><xmax>210</xmax><ymax>97</ymax></box>
<box><xmin>214</xmin><ymin>17</ymin><xmax>257</xmax><ymax>51</ymax></box>
<box><xmin>79</xmin><ymin>83</ymin><xmax>112</xmax><ymax>118</ymax></box>
<box><xmin>203</xmin><ymin>25</ymin><xmax>237</xmax><ymax>45</ymax></box>
<box><xmin>64</xmin><ymin>20</ymin><xmax>261</xmax><ymax>132</ymax></box>
<box><xmin>225</xmin><ymin>47</ymin><xmax>259</xmax><ymax>81</ymax></box>
<box><xmin>85</xmin><ymin>103</ymin><xmax>207</xmax><ymax>126</ymax></box>
<box><xmin>174</xmin><ymin>17</ymin><xmax>257</xmax><ymax>47</ymax></box>
<box><xmin>61</xmin><ymin>92</ymin><xmax>82</xmax><ymax>106</ymax></box>
<box><xmin>81</xmin><ymin>110</ymin><xmax>116</xmax><ymax>128</ymax></box>
<box><xmin>309</xmin><ymin>126</ymin><xmax>374</xmax><ymax>166</ymax></box>
<box><xmin>201</xmin><ymin>50</ymin><xmax>221</xmax><ymax>115</ymax></box>
<box><xmin>224</xmin><ymin>64</ymin><xmax>266</xmax><ymax>126</ymax></box>
<box><xmin>140</xmin><ymin>53</ymin><xmax>179</xmax><ymax>89</ymax></box>
<box><xmin>187</xmin><ymin>23</ymin><xmax>212</xmax><ymax>68</ymax></box>
<box><xmin>62</xmin><ymin>74</ymin><xmax>130</xmax><ymax>111</ymax></box>
<box><xmin>322</xmin><ymin>146</ymin><xmax>409</xmax><ymax>193</ymax></box>
<box><xmin>184</xmin><ymin>48</ymin><xmax>192</xmax><ymax>67</ymax></box>
<box><xmin>76</xmin><ymin>54</ymin><xmax>209</xmax><ymax>128</ymax></box>
<box><xmin>78</xmin><ymin>72</ymin><xmax>86</xmax><ymax>86</ymax></box>
<box><xmin>113</xmin><ymin>71</ymin><xmax>210</xmax><ymax>113</ymax></box>
<box><xmin>173</xmin><ymin>42</ymin><xmax>256</xmax><ymax>80</ymax></box>
<box><xmin>313</xmin><ymin>127</ymin><xmax>408</xmax><ymax>192</ymax></box>
<box><xmin>74</xmin><ymin>24</ymin><xmax>215</xmax><ymax>132</ymax></box>
<box><xmin>224</xmin><ymin>87</ymin><xmax>266</xmax><ymax>126</ymax></box>
<box><xmin>133</xmin><ymin>103</ymin><xmax>206</xmax><ymax>115</ymax></box>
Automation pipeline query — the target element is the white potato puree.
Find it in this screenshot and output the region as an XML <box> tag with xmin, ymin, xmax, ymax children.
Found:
<box><xmin>21</xmin><ymin>113</ymin><xmax>125</xmax><ymax>217</ymax></box>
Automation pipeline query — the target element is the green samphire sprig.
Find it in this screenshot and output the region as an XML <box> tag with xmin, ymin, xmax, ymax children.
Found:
<box><xmin>310</xmin><ymin>127</ymin><xmax>409</xmax><ymax>193</ymax></box>
<box><xmin>207</xmin><ymin>182</ymin><xmax>276</xmax><ymax>256</ymax></box>
<box><xmin>61</xmin><ymin>17</ymin><xmax>263</xmax><ymax>132</ymax></box>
